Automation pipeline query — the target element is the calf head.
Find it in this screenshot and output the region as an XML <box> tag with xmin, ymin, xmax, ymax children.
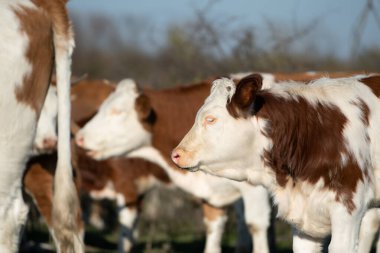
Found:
<box><xmin>33</xmin><ymin>85</ymin><xmax>58</xmax><ymax>155</ymax></box>
<box><xmin>76</xmin><ymin>79</ymin><xmax>155</xmax><ymax>160</ymax></box>
<box><xmin>172</xmin><ymin>74</ymin><xmax>265</xmax><ymax>181</ymax></box>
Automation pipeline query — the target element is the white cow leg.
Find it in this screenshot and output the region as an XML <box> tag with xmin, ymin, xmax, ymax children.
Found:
<box><xmin>329</xmin><ymin>204</ymin><xmax>366</xmax><ymax>253</ymax></box>
<box><xmin>292</xmin><ymin>229</ymin><xmax>323</xmax><ymax>253</ymax></box>
<box><xmin>202</xmin><ymin>203</ymin><xmax>227</xmax><ymax>253</ymax></box>
<box><xmin>358</xmin><ymin>209</ymin><xmax>380</xmax><ymax>253</ymax></box>
<box><xmin>242</xmin><ymin>185</ymin><xmax>271</xmax><ymax>253</ymax></box>
<box><xmin>118</xmin><ymin>205</ymin><xmax>138</xmax><ymax>253</ymax></box>
<box><xmin>0</xmin><ymin>178</ymin><xmax>29</xmax><ymax>253</ymax></box>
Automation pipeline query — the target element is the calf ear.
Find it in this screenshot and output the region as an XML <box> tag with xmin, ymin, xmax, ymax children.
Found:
<box><xmin>135</xmin><ymin>94</ymin><xmax>155</xmax><ymax>123</ymax></box>
<box><xmin>228</xmin><ymin>74</ymin><xmax>263</xmax><ymax>118</ymax></box>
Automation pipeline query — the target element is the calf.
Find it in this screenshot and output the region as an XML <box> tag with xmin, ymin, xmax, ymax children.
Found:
<box><xmin>173</xmin><ymin>74</ymin><xmax>380</xmax><ymax>253</ymax></box>
<box><xmin>76</xmin><ymin>78</ymin><xmax>272</xmax><ymax>253</ymax></box>
<box><xmin>0</xmin><ymin>1</ymin><xmax>81</xmax><ymax>252</ymax></box>
<box><xmin>71</xmin><ymin>79</ymin><xmax>171</xmax><ymax>252</ymax></box>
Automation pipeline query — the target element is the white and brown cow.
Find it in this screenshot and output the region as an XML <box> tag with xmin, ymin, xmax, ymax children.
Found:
<box><xmin>0</xmin><ymin>1</ymin><xmax>81</xmax><ymax>252</ymax></box>
<box><xmin>172</xmin><ymin>74</ymin><xmax>380</xmax><ymax>253</ymax></box>
<box><xmin>76</xmin><ymin>78</ymin><xmax>273</xmax><ymax>253</ymax></box>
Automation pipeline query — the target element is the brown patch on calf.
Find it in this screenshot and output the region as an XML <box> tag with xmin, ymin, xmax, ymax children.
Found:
<box><xmin>202</xmin><ymin>202</ymin><xmax>226</xmax><ymax>223</ymax></box>
<box><xmin>360</xmin><ymin>75</ymin><xmax>380</xmax><ymax>98</ymax></box>
<box><xmin>72</xmin><ymin>143</ymin><xmax>170</xmax><ymax>206</ymax></box>
<box><xmin>14</xmin><ymin>5</ymin><xmax>54</xmax><ymax>113</ymax></box>
<box><xmin>259</xmin><ymin>95</ymin><xmax>364</xmax><ymax>213</ymax></box>
<box><xmin>228</xmin><ymin>76</ymin><xmax>365</xmax><ymax>213</ymax></box>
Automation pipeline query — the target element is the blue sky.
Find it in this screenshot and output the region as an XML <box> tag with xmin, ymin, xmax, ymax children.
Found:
<box><xmin>67</xmin><ymin>0</ymin><xmax>380</xmax><ymax>59</ymax></box>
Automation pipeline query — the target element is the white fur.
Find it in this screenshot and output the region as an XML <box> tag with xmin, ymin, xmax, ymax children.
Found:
<box><xmin>292</xmin><ymin>229</ymin><xmax>323</xmax><ymax>253</ymax></box>
<box><xmin>203</xmin><ymin>214</ymin><xmax>228</xmax><ymax>253</ymax></box>
<box><xmin>118</xmin><ymin>206</ymin><xmax>138</xmax><ymax>253</ymax></box>
<box><xmin>358</xmin><ymin>209</ymin><xmax>380</xmax><ymax>253</ymax></box>
<box><xmin>175</xmin><ymin>76</ymin><xmax>380</xmax><ymax>252</ymax></box>
<box><xmin>89</xmin><ymin>181</ymin><xmax>117</xmax><ymax>200</ymax></box>
<box><xmin>32</xmin><ymin>85</ymin><xmax>58</xmax><ymax>155</ymax></box>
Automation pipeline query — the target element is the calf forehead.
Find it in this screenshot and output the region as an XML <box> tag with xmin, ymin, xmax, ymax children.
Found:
<box><xmin>203</xmin><ymin>78</ymin><xmax>235</xmax><ymax>110</ymax></box>
<box><xmin>100</xmin><ymin>80</ymin><xmax>139</xmax><ymax>111</ymax></box>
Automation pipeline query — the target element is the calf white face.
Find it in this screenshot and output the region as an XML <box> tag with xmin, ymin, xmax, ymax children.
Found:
<box><xmin>172</xmin><ymin>77</ymin><xmax>264</xmax><ymax>181</ymax></box>
<box><xmin>33</xmin><ymin>86</ymin><xmax>58</xmax><ymax>155</ymax></box>
<box><xmin>76</xmin><ymin>79</ymin><xmax>152</xmax><ymax>160</ymax></box>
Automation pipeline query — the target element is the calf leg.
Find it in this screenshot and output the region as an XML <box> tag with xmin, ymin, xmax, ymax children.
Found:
<box><xmin>241</xmin><ymin>185</ymin><xmax>271</xmax><ymax>253</ymax></box>
<box><xmin>292</xmin><ymin>229</ymin><xmax>323</xmax><ymax>253</ymax></box>
<box><xmin>358</xmin><ymin>209</ymin><xmax>380</xmax><ymax>253</ymax></box>
<box><xmin>202</xmin><ymin>202</ymin><xmax>227</xmax><ymax>253</ymax></box>
<box><xmin>0</xmin><ymin>179</ymin><xmax>29</xmax><ymax>253</ymax></box>
<box><xmin>329</xmin><ymin>203</ymin><xmax>366</xmax><ymax>253</ymax></box>
<box><xmin>118</xmin><ymin>204</ymin><xmax>139</xmax><ymax>253</ymax></box>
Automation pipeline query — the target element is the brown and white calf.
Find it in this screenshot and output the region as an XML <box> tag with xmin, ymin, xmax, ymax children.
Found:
<box><xmin>173</xmin><ymin>74</ymin><xmax>380</xmax><ymax>253</ymax></box>
<box><xmin>76</xmin><ymin>78</ymin><xmax>273</xmax><ymax>253</ymax></box>
<box><xmin>73</xmin><ymin>144</ymin><xmax>171</xmax><ymax>252</ymax></box>
<box><xmin>71</xmin><ymin>79</ymin><xmax>173</xmax><ymax>252</ymax></box>
<box><xmin>0</xmin><ymin>1</ymin><xmax>81</xmax><ymax>252</ymax></box>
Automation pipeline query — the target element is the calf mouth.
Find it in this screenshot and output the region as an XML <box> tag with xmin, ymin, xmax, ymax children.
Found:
<box><xmin>178</xmin><ymin>163</ymin><xmax>200</xmax><ymax>172</ymax></box>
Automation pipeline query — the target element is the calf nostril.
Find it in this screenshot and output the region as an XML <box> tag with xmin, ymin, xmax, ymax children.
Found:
<box><xmin>43</xmin><ymin>138</ymin><xmax>57</xmax><ymax>149</ymax></box>
<box><xmin>171</xmin><ymin>150</ymin><xmax>181</xmax><ymax>163</ymax></box>
<box><xmin>76</xmin><ymin>134</ymin><xmax>84</xmax><ymax>147</ymax></box>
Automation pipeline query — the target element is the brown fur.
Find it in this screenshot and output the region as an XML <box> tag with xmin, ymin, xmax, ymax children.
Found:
<box><xmin>14</xmin><ymin>5</ymin><xmax>54</xmax><ymax>113</ymax></box>
<box><xmin>228</xmin><ymin>74</ymin><xmax>366</xmax><ymax>213</ymax></box>
<box><xmin>202</xmin><ymin>202</ymin><xmax>226</xmax><ymax>222</ymax></box>
<box><xmin>360</xmin><ymin>75</ymin><xmax>380</xmax><ymax>97</ymax></box>
<box><xmin>72</xmin><ymin>144</ymin><xmax>170</xmax><ymax>205</ymax></box>
<box><xmin>71</xmin><ymin>79</ymin><xmax>116</xmax><ymax>127</ymax></box>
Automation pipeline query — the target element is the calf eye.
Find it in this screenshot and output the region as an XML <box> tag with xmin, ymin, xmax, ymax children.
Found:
<box><xmin>109</xmin><ymin>108</ymin><xmax>123</xmax><ymax>115</ymax></box>
<box><xmin>204</xmin><ymin>115</ymin><xmax>217</xmax><ymax>125</ymax></box>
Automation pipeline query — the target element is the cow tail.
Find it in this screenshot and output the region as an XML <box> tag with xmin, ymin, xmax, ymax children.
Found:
<box><xmin>51</xmin><ymin>3</ymin><xmax>84</xmax><ymax>252</ymax></box>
